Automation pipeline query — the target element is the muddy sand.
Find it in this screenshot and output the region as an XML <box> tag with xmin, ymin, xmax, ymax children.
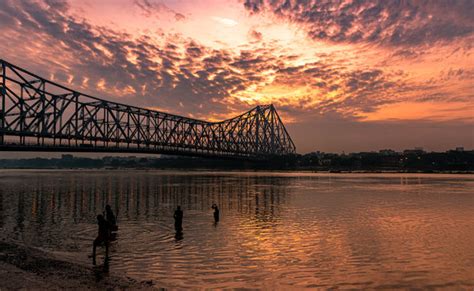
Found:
<box><xmin>0</xmin><ymin>241</ymin><xmax>158</xmax><ymax>290</ymax></box>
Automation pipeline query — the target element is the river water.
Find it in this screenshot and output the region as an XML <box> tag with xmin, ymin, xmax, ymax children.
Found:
<box><xmin>0</xmin><ymin>170</ymin><xmax>473</xmax><ymax>289</ymax></box>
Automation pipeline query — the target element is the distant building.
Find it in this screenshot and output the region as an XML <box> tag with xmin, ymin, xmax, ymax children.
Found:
<box><xmin>308</xmin><ymin>151</ymin><xmax>324</xmax><ymax>158</ymax></box>
<box><xmin>455</xmin><ymin>147</ymin><xmax>464</xmax><ymax>152</ymax></box>
<box><xmin>379</xmin><ymin>149</ymin><xmax>397</xmax><ymax>155</ymax></box>
<box><xmin>403</xmin><ymin>148</ymin><xmax>425</xmax><ymax>155</ymax></box>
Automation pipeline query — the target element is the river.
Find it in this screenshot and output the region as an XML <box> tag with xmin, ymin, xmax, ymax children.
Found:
<box><xmin>1</xmin><ymin>170</ymin><xmax>473</xmax><ymax>288</ymax></box>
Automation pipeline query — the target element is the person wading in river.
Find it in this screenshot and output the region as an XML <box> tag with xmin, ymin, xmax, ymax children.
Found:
<box><xmin>92</xmin><ymin>214</ymin><xmax>109</xmax><ymax>265</ymax></box>
<box><xmin>105</xmin><ymin>204</ymin><xmax>118</xmax><ymax>232</ymax></box>
<box><xmin>212</xmin><ymin>203</ymin><xmax>220</xmax><ymax>223</ymax></box>
<box><xmin>174</xmin><ymin>206</ymin><xmax>183</xmax><ymax>232</ymax></box>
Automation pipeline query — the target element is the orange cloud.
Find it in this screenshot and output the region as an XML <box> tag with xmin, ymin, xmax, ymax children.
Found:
<box><xmin>0</xmin><ymin>0</ymin><xmax>472</xmax><ymax>152</ymax></box>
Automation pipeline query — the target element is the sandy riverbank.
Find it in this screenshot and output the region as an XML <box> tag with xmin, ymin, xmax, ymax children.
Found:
<box><xmin>0</xmin><ymin>241</ymin><xmax>157</xmax><ymax>290</ymax></box>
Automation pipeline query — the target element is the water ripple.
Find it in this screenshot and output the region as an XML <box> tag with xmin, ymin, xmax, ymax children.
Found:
<box><xmin>1</xmin><ymin>171</ymin><xmax>473</xmax><ymax>288</ymax></box>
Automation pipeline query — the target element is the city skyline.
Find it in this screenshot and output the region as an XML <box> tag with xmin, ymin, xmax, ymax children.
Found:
<box><xmin>0</xmin><ymin>0</ymin><xmax>473</xmax><ymax>154</ymax></box>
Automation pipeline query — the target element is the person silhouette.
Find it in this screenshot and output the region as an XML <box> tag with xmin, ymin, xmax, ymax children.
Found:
<box><xmin>92</xmin><ymin>214</ymin><xmax>109</xmax><ymax>265</ymax></box>
<box><xmin>105</xmin><ymin>205</ymin><xmax>118</xmax><ymax>232</ymax></box>
<box><xmin>212</xmin><ymin>204</ymin><xmax>219</xmax><ymax>223</ymax></box>
<box><xmin>174</xmin><ymin>206</ymin><xmax>183</xmax><ymax>232</ymax></box>
<box><xmin>175</xmin><ymin>230</ymin><xmax>184</xmax><ymax>241</ymax></box>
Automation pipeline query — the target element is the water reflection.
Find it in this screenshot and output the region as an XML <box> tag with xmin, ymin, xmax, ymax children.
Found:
<box><xmin>0</xmin><ymin>171</ymin><xmax>473</xmax><ymax>289</ymax></box>
<box><xmin>1</xmin><ymin>173</ymin><xmax>289</xmax><ymax>227</ymax></box>
<box><xmin>1</xmin><ymin>172</ymin><xmax>290</xmax><ymax>249</ymax></box>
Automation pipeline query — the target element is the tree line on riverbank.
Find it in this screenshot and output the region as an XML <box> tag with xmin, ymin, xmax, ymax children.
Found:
<box><xmin>0</xmin><ymin>149</ymin><xmax>472</xmax><ymax>172</ymax></box>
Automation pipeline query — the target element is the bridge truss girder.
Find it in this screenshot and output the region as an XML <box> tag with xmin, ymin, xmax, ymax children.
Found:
<box><xmin>0</xmin><ymin>59</ymin><xmax>296</xmax><ymax>159</ymax></box>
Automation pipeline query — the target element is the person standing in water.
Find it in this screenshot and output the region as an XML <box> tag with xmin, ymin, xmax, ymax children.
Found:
<box><xmin>212</xmin><ymin>204</ymin><xmax>219</xmax><ymax>223</ymax></box>
<box><xmin>174</xmin><ymin>206</ymin><xmax>183</xmax><ymax>232</ymax></box>
<box><xmin>92</xmin><ymin>214</ymin><xmax>109</xmax><ymax>265</ymax></box>
<box><xmin>105</xmin><ymin>205</ymin><xmax>118</xmax><ymax>232</ymax></box>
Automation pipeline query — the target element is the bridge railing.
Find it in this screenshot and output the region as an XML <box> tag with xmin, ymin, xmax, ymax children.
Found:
<box><xmin>0</xmin><ymin>59</ymin><xmax>296</xmax><ymax>158</ymax></box>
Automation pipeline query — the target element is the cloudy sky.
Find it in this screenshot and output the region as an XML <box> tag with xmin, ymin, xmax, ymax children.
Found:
<box><xmin>0</xmin><ymin>0</ymin><xmax>473</xmax><ymax>153</ymax></box>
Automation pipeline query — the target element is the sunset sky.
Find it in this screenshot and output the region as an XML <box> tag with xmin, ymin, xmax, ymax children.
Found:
<box><xmin>0</xmin><ymin>0</ymin><xmax>473</xmax><ymax>153</ymax></box>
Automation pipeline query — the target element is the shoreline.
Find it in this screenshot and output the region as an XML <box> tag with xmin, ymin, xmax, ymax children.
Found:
<box><xmin>0</xmin><ymin>241</ymin><xmax>157</xmax><ymax>290</ymax></box>
<box><xmin>0</xmin><ymin>167</ymin><xmax>472</xmax><ymax>174</ymax></box>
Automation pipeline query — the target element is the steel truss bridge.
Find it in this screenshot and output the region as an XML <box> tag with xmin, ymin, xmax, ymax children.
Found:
<box><xmin>0</xmin><ymin>59</ymin><xmax>296</xmax><ymax>160</ymax></box>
